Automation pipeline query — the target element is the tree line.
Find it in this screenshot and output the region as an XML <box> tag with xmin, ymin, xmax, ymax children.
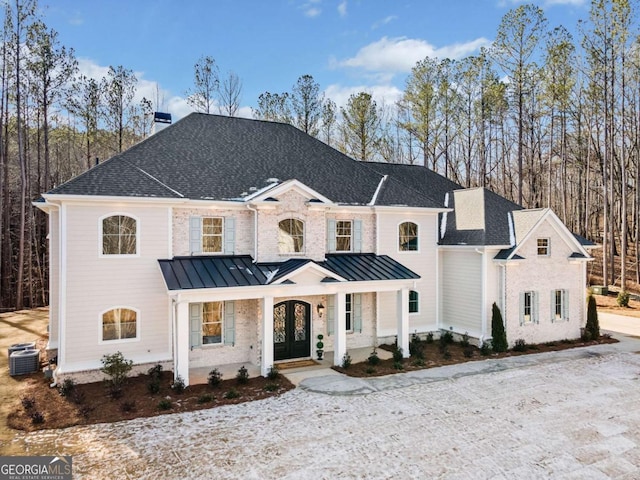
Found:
<box><xmin>0</xmin><ymin>0</ymin><xmax>636</xmax><ymax>311</ymax></box>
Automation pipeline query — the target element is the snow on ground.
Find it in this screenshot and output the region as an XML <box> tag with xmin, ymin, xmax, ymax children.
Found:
<box><xmin>14</xmin><ymin>352</ymin><xmax>640</xmax><ymax>479</ymax></box>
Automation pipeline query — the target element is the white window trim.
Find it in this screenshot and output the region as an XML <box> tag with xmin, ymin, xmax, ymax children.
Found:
<box><xmin>398</xmin><ymin>220</ymin><xmax>420</xmax><ymax>253</ymax></box>
<box><xmin>201</xmin><ymin>216</ymin><xmax>225</xmax><ymax>255</ymax></box>
<box><xmin>201</xmin><ymin>301</ymin><xmax>224</xmax><ymax>347</ymax></box>
<box><xmin>523</xmin><ymin>291</ymin><xmax>534</xmax><ymax>324</ymax></box>
<box><xmin>278</xmin><ymin>217</ymin><xmax>306</xmax><ymax>255</ymax></box>
<box><xmin>537</xmin><ymin>238</ymin><xmax>550</xmax><ymax>257</ymax></box>
<box><xmin>409</xmin><ymin>290</ymin><xmax>420</xmax><ymax>315</ymax></box>
<box><xmin>335</xmin><ymin>220</ymin><xmax>353</xmax><ymax>253</ymax></box>
<box><xmin>98</xmin><ymin>306</ymin><xmax>140</xmax><ymax>344</ymax></box>
<box><xmin>345</xmin><ymin>293</ymin><xmax>354</xmax><ymax>333</ymax></box>
<box><xmin>553</xmin><ymin>289</ymin><xmax>568</xmax><ymax>322</ymax></box>
<box><xmin>98</xmin><ymin>213</ymin><xmax>140</xmax><ymax>258</ymax></box>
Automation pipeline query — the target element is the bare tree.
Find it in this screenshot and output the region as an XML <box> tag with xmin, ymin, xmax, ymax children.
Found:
<box><xmin>218</xmin><ymin>71</ymin><xmax>242</xmax><ymax>116</ymax></box>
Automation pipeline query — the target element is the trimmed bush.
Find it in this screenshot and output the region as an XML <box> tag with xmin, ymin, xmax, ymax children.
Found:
<box><xmin>236</xmin><ymin>366</ymin><xmax>249</xmax><ymax>385</ymax></box>
<box><xmin>197</xmin><ymin>394</ymin><xmax>214</xmax><ymax>404</ymax></box>
<box><xmin>266</xmin><ymin>366</ymin><xmax>280</xmax><ymax>380</ymax></box>
<box><xmin>491</xmin><ymin>303</ymin><xmax>508</xmax><ymax>353</ymax></box>
<box><xmin>480</xmin><ymin>341</ymin><xmax>491</xmax><ymax>356</ymax></box>
<box><xmin>367</xmin><ymin>349</ymin><xmax>380</xmax><ymax>366</ymax></box>
<box><xmin>224</xmin><ymin>388</ymin><xmax>240</xmax><ymax>399</ymax></box>
<box><xmin>58</xmin><ymin>378</ymin><xmax>76</xmax><ymax>398</ymax></box>
<box><xmin>392</xmin><ymin>347</ymin><xmax>404</xmax><ymax>362</ymax></box>
<box><xmin>101</xmin><ymin>352</ymin><xmax>133</xmax><ymax>391</ymax></box>
<box><xmin>513</xmin><ymin>338</ymin><xmax>527</xmax><ymax>352</ymax></box>
<box><xmin>157</xmin><ymin>399</ymin><xmax>172</xmax><ymax>410</ymax></box>
<box><xmin>171</xmin><ymin>375</ymin><xmax>186</xmax><ymax>394</ymax></box>
<box><xmin>586</xmin><ymin>294</ymin><xmax>600</xmax><ymax>340</ymax></box>
<box><xmin>208</xmin><ymin>368</ymin><xmax>223</xmax><ymax>388</ymax></box>
<box><xmin>341</xmin><ymin>353</ymin><xmax>352</xmax><ymax>369</ymax></box>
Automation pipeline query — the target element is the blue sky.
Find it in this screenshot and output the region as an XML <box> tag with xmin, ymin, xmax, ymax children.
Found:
<box><xmin>44</xmin><ymin>0</ymin><xmax>590</xmax><ymax>120</ymax></box>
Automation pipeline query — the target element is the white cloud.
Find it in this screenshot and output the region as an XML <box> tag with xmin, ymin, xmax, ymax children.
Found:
<box><xmin>372</xmin><ymin>15</ymin><xmax>397</xmax><ymax>29</ymax></box>
<box><xmin>338</xmin><ymin>1</ymin><xmax>347</xmax><ymax>17</ymax></box>
<box><xmin>337</xmin><ymin>36</ymin><xmax>491</xmax><ymax>75</ymax></box>
<box><xmin>305</xmin><ymin>7</ymin><xmax>321</xmax><ymax>17</ymax></box>
<box><xmin>299</xmin><ymin>0</ymin><xmax>322</xmax><ymax>17</ymax></box>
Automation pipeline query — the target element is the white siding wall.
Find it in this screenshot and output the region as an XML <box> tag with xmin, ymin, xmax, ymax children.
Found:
<box><xmin>376</xmin><ymin>212</ymin><xmax>439</xmax><ymax>335</ymax></box>
<box><xmin>62</xmin><ymin>203</ymin><xmax>171</xmax><ymax>373</ymax></box>
<box><xmin>48</xmin><ymin>208</ymin><xmax>60</xmax><ymax>351</ymax></box>
<box><xmin>441</xmin><ymin>249</ymin><xmax>483</xmax><ymax>336</ymax></box>
<box><xmin>504</xmin><ymin>220</ymin><xmax>584</xmax><ymax>345</ymax></box>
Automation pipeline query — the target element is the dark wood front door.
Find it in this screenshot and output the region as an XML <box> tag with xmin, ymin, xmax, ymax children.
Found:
<box><xmin>274</xmin><ymin>300</ymin><xmax>311</xmax><ymax>361</ymax></box>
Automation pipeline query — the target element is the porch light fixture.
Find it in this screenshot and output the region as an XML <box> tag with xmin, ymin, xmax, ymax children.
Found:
<box><xmin>317</xmin><ymin>303</ymin><xmax>325</xmax><ymax>318</ymax></box>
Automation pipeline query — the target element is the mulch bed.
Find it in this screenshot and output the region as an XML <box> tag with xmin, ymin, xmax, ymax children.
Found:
<box><xmin>8</xmin><ymin>370</ymin><xmax>294</xmax><ymax>432</ymax></box>
<box><xmin>333</xmin><ymin>336</ymin><xmax>619</xmax><ymax>378</ymax></box>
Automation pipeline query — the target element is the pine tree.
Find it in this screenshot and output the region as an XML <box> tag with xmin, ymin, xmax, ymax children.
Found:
<box><xmin>491</xmin><ymin>302</ymin><xmax>508</xmax><ymax>352</ymax></box>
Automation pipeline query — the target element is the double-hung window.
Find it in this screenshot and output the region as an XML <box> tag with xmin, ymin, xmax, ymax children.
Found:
<box><xmin>202</xmin><ymin>217</ymin><xmax>223</xmax><ymax>253</ymax></box>
<box><xmin>409</xmin><ymin>290</ymin><xmax>419</xmax><ymax>313</ymax></box>
<box><xmin>345</xmin><ymin>294</ymin><xmax>353</xmax><ymax>331</ymax></box>
<box><xmin>189</xmin><ymin>216</ymin><xmax>235</xmax><ymax>255</ymax></box>
<box><xmin>336</xmin><ymin>221</ymin><xmax>352</xmax><ymax>252</ymax></box>
<box><xmin>520</xmin><ymin>291</ymin><xmax>538</xmax><ymax>325</ymax></box>
<box><xmin>553</xmin><ymin>289</ymin><xmax>569</xmax><ymax>321</ymax></box>
<box><xmin>537</xmin><ymin>238</ymin><xmax>550</xmax><ymax>256</ymax></box>
<box><xmin>279</xmin><ymin>218</ymin><xmax>304</xmax><ymax>253</ymax></box>
<box><xmin>202</xmin><ymin>301</ymin><xmax>223</xmax><ymax>345</ymax></box>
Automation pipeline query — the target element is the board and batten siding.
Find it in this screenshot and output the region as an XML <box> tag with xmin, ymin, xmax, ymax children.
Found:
<box><xmin>62</xmin><ymin>203</ymin><xmax>172</xmax><ymax>372</ymax></box>
<box><xmin>376</xmin><ymin>212</ymin><xmax>439</xmax><ymax>336</ymax></box>
<box><xmin>441</xmin><ymin>249</ymin><xmax>483</xmax><ymax>336</ymax></box>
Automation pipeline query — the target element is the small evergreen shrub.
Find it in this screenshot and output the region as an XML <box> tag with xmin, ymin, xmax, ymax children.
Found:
<box><xmin>341</xmin><ymin>353</ymin><xmax>352</xmax><ymax>369</ymax></box>
<box><xmin>463</xmin><ymin>346</ymin><xmax>474</xmax><ymax>358</ymax></box>
<box><xmin>267</xmin><ymin>366</ymin><xmax>280</xmax><ymax>380</ymax></box>
<box><xmin>460</xmin><ymin>332</ymin><xmax>470</xmax><ymax>347</ymax></box>
<box><xmin>147</xmin><ymin>380</ymin><xmax>161</xmax><ymax>394</ymax></box>
<box><xmin>263</xmin><ymin>383</ymin><xmax>279</xmax><ymax>392</ymax></box>
<box><xmin>480</xmin><ymin>341</ymin><xmax>491</xmax><ymax>356</ymax></box>
<box><xmin>441</xmin><ymin>346</ymin><xmax>451</xmax><ymax>360</ymax></box>
<box><xmin>365</xmin><ymin>366</ymin><xmax>377</xmax><ymax>374</ymax></box>
<box><xmin>30</xmin><ymin>411</ymin><xmax>44</xmax><ymax>425</ymax></box>
<box><xmin>78</xmin><ymin>405</ymin><xmax>93</xmax><ymax>419</ymax></box>
<box><xmin>224</xmin><ymin>388</ymin><xmax>240</xmax><ymax>399</ymax></box>
<box><xmin>21</xmin><ymin>396</ymin><xmax>36</xmax><ymax>410</ymax></box>
<box><xmin>392</xmin><ymin>347</ymin><xmax>404</xmax><ymax>362</ymax></box>
<box><xmin>491</xmin><ymin>303</ymin><xmax>508</xmax><ymax>353</ymax></box>
<box><xmin>171</xmin><ymin>375</ymin><xmax>186</xmax><ymax>394</ymax></box>
<box><xmin>440</xmin><ymin>331</ymin><xmax>454</xmax><ymax>345</ymax></box>
<box><xmin>426</xmin><ymin>332</ymin><xmax>434</xmax><ymax>344</ymax></box>
<box><xmin>58</xmin><ymin>378</ymin><xmax>76</xmax><ymax>397</ymax></box>
<box><xmin>71</xmin><ymin>390</ymin><xmax>86</xmax><ymax>405</ymax></box>
<box><xmin>367</xmin><ymin>349</ymin><xmax>380</xmax><ymax>365</ymax></box>
<box><xmin>617</xmin><ymin>291</ymin><xmax>630</xmax><ymax>307</ymax></box>
<box><xmin>513</xmin><ymin>338</ymin><xmax>527</xmax><ymax>352</ymax></box>
<box><xmin>101</xmin><ymin>352</ymin><xmax>133</xmax><ymax>391</ymax></box>
<box><xmin>147</xmin><ymin>364</ymin><xmax>163</xmax><ymax>380</ymax></box>
<box><xmin>197</xmin><ymin>394</ymin><xmax>214</xmax><ymax>404</ymax></box>
<box><xmin>236</xmin><ymin>366</ymin><xmax>250</xmax><ymax>385</ymax></box>
<box><xmin>393</xmin><ymin>361</ymin><xmax>404</xmax><ymax>370</ymax></box>
<box><xmin>208</xmin><ymin>368</ymin><xmax>223</xmax><ymax>388</ymax></box>
<box><xmin>157</xmin><ymin>399</ymin><xmax>172</xmax><ymax>410</ymax></box>
<box><xmin>412</xmin><ymin>358</ymin><xmax>426</xmax><ymax>367</ymax></box>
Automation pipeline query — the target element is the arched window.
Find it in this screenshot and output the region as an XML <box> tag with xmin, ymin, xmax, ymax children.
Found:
<box><xmin>102</xmin><ymin>308</ymin><xmax>138</xmax><ymax>341</ymax></box>
<box><xmin>102</xmin><ymin>215</ymin><xmax>137</xmax><ymax>255</ymax></box>
<box><xmin>399</xmin><ymin>222</ymin><xmax>418</xmax><ymax>251</ymax></box>
<box><xmin>278</xmin><ymin>218</ymin><xmax>304</xmax><ymax>253</ymax></box>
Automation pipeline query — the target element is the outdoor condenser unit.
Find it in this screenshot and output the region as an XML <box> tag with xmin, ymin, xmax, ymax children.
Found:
<box><xmin>9</xmin><ymin>348</ymin><xmax>40</xmax><ymax>376</ymax></box>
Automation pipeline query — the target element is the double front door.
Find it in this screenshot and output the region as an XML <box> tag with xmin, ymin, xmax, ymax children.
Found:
<box><xmin>274</xmin><ymin>300</ymin><xmax>310</xmax><ymax>361</ymax></box>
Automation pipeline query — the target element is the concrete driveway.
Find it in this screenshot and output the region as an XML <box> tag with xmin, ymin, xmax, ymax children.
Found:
<box><xmin>3</xmin><ymin>308</ymin><xmax>640</xmax><ymax>478</ymax></box>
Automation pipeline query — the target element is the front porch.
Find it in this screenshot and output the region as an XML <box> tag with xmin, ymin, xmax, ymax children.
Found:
<box><xmin>188</xmin><ymin>346</ymin><xmax>394</xmax><ymax>385</ymax></box>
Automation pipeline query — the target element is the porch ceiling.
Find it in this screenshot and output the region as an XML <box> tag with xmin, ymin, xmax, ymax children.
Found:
<box><xmin>158</xmin><ymin>253</ymin><xmax>420</xmax><ymax>291</ymax></box>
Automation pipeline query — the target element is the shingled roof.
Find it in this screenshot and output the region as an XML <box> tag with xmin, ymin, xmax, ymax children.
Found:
<box><xmin>46</xmin><ymin>113</ymin><xmax>455</xmax><ymax>208</ymax></box>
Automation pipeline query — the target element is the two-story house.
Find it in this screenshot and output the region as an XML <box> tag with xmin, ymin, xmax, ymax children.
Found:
<box><xmin>36</xmin><ymin>113</ymin><xmax>594</xmax><ymax>385</ymax></box>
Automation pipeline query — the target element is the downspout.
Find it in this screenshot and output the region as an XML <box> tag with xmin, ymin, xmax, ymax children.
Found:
<box><xmin>247</xmin><ymin>204</ymin><xmax>258</xmax><ymax>261</ymax></box>
<box><xmin>475</xmin><ymin>248</ymin><xmax>486</xmax><ymax>345</ymax></box>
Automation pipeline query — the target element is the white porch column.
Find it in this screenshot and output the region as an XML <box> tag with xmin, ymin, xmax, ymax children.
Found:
<box><xmin>175</xmin><ymin>301</ymin><xmax>190</xmax><ymax>386</ymax></box>
<box><xmin>333</xmin><ymin>292</ymin><xmax>347</xmax><ymax>366</ymax></box>
<box><xmin>261</xmin><ymin>296</ymin><xmax>274</xmax><ymax>377</ymax></box>
<box><xmin>397</xmin><ymin>288</ymin><xmax>410</xmax><ymax>358</ymax></box>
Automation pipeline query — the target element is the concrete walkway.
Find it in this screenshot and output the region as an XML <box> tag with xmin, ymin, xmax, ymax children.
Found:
<box><xmin>296</xmin><ymin>330</ymin><xmax>640</xmax><ymax>396</ymax></box>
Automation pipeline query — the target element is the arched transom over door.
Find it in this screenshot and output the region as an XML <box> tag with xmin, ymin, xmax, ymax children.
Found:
<box><xmin>274</xmin><ymin>300</ymin><xmax>311</xmax><ymax>361</ymax></box>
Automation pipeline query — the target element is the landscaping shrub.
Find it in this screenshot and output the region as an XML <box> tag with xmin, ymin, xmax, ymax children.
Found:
<box><xmin>392</xmin><ymin>347</ymin><xmax>404</xmax><ymax>362</ymax></box>
<box><xmin>58</xmin><ymin>378</ymin><xmax>76</xmax><ymax>398</ymax></box>
<box><xmin>411</xmin><ymin>358</ymin><xmax>425</xmax><ymax>367</ymax></box>
<box><xmin>30</xmin><ymin>411</ymin><xmax>44</xmax><ymax>425</ymax></box>
<box><xmin>208</xmin><ymin>368</ymin><xmax>223</xmax><ymax>388</ymax></box>
<box><xmin>365</xmin><ymin>366</ymin><xmax>377</xmax><ymax>374</ymax></box>
<box><xmin>491</xmin><ymin>303</ymin><xmax>508</xmax><ymax>353</ymax></box>
<box><xmin>21</xmin><ymin>396</ymin><xmax>35</xmax><ymax>410</ymax></box>
<box><xmin>617</xmin><ymin>291</ymin><xmax>630</xmax><ymax>307</ymax></box>
<box><xmin>440</xmin><ymin>331</ymin><xmax>454</xmax><ymax>345</ymax></box>
<box><xmin>480</xmin><ymin>341</ymin><xmax>491</xmax><ymax>356</ymax></box>
<box><xmin>266</xmin><ymin>366</ymin><xmax>280</xmax><ymax>380</ymax></box>
<box><xmin>171</xmin><ymin>375</ymin><xmax>186</xmax><ymax>394</ymax></box>
<box><xmin>157</xmin><ymin>399</ymin><xmax>172</xmax><ymax>410</ymax></box>
<box><xmin>197</xmin><ymin>394</ymin><xmax>214</xmax><ymax>404</ymax></box>
<box><xmin>120</xmin><ymin>401</ymin><xmax>136</xmax><ymax>413</ymax></box>
<box><xmin>426</xmin><ymin>332</ymin><xmax>434</xmax><ymax>344</ymax></box>
<box><xmin>463</xmin><ymin>346</ymin><xmax>474</xmax><ymax>358</ymax></box>
<box><xmin>224</xmin><ymin>388</ymin><xmax>240</xmax><ymax>399</ymax></box>
<box><xmin>513</xmin><ymin>338</ymin><xmax>527</xmax><ymax>352</ymax></box>
<box><xmin>263</xmin><ymin>383</ymin><xmax>279</xmax><ymax>392</ymax></box>
<box><xmin>410</xmin><ymin>335</ymin><xmax>426</xmax><ymax>360</ymax></box>
<box><xmin>341</xmin><ymin>353</ymin><xmax>352</xmax><ymax>369</ymax></box>
<box><xmin>71</xmin><ymin>390</ymin><xmax>86</xmax><ymax>405</ymax></box>
<box><xmin>460</xmin><ymin>332</ymin><xmax>470</xmax><ymax>347</ymax></box>
<box><xmin>101</xmin><ymin>352</ymin><xmax>133</xmax><ymax>392</ymax></box>
<box><xmin>236</xmin><ymin>366</ymin><xmax>250</xmax><ymax>385</ymax></box>
<box><xmin>367</xmin><ymin>349</ymin><xmax>380</xmax><ymax>365</ymax></box>
<box><xmin>147</xmin><ymin>380</ymin><xmax>161</xmax><ymax>394</ymax></box>
<box><xmin>442</xmin><ymin>347</ymin><xmax>451</xmax><ymax>360</ymax></box>
<box><xmin>393</xmin><ymin>361</ymin><xmax>404</xmax><ymax>370</ymax></box>
<box><xmin>585</xmin><ymin>294</ymin><xmax>600</xmax><ymax>340</ymax></box>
